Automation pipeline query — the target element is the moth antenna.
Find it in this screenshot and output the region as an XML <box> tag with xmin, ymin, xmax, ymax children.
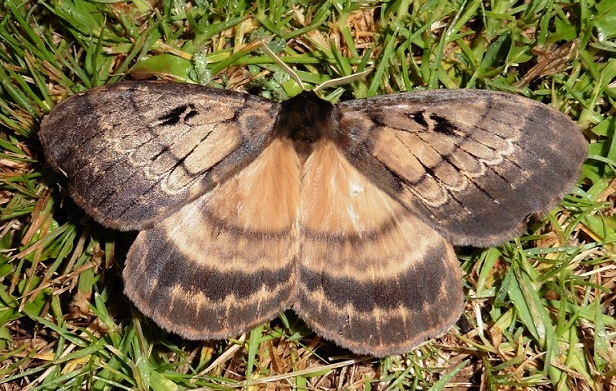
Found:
<box><xmin>261</xmin><ymin>42</ymin><xmax>373</xmax><ymax>95</ymax></box>
<box><xmin>260</xmin><ymin>43</ymin><xmax>305</xmax><ymax>91</ymax></box>
<box><xmin>313</xmin><ymin>68</ymin><xmax>373</xmax><ymax>93</ymax></box>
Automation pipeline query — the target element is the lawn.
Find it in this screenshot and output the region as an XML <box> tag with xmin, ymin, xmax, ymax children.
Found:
<box><xmin>1</xmin><ymin>0</ymin><xmax>615</xmax><ymax>390</ymax></box>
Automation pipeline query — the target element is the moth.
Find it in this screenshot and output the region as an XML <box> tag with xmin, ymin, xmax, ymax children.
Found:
<box><xmin>39</xmin><ymin>81</ymin><xmax>587</xmax><ymax>356</ymax></box>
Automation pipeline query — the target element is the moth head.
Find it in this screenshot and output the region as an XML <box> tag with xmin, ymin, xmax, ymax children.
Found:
<box><xmin>274</xmin><ymin>91</ymin><xmax>338</xmax><ymax>160</ymax></box>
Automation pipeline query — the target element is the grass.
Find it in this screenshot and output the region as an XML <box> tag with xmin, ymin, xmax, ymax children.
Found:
<box><xmin>0</xmin><ymin>0</ymin><xmax>615</xmax><ymax>389</ymax></box>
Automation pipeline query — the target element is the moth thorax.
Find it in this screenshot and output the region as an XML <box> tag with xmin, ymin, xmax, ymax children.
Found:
<box><xmin>274</xmin><ymin>91</ymin><xmax>336</xmax><ymax>161</ymax></box>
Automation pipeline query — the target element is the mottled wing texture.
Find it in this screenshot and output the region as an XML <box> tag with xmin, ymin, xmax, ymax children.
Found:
<box><xmin>39</xmin><ymin>81</ymin><xmax>280</xmax><ymax>230</ymax></box>
<box><xmin>296</xmin><ymin>140</ymin><xmax>463</xmax><ymax>356</ymax></box>
<box><xmin>124</xmin><ymin>138</ymin><xmax>301</xmax><ymax>339</ymax></box>
<box><xmin>337</xmin><ymin>89</ymin><xmax>587</xmax><ymax>247</ymax></box>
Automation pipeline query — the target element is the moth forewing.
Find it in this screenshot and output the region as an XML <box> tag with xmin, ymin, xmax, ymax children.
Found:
<box><xmin>39</xmin><ymin>82</ymin><xmax>280</xmax><ymax>231</ymax></box>
<box><xmin>338</xmin><ymin>89</ymin><xmax>587</xmax><ymax>248</ymax></box>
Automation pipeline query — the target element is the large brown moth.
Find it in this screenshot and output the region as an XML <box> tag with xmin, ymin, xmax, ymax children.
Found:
<box><xmin>39</xmin><ymin>81</ymin><xmax>587</xmax><ymax>356</ymax></box>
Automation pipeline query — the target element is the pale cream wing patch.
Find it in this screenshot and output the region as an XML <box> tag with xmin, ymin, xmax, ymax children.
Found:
<box><xmin>295</xmin><ymin>140</ymin><xmax>463</xmax><ymax>356</ymax></box>
<box><xmin>124</xmin><ymin>138</ymin><xmax>301</xmax><ymax>339</ymax></box>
